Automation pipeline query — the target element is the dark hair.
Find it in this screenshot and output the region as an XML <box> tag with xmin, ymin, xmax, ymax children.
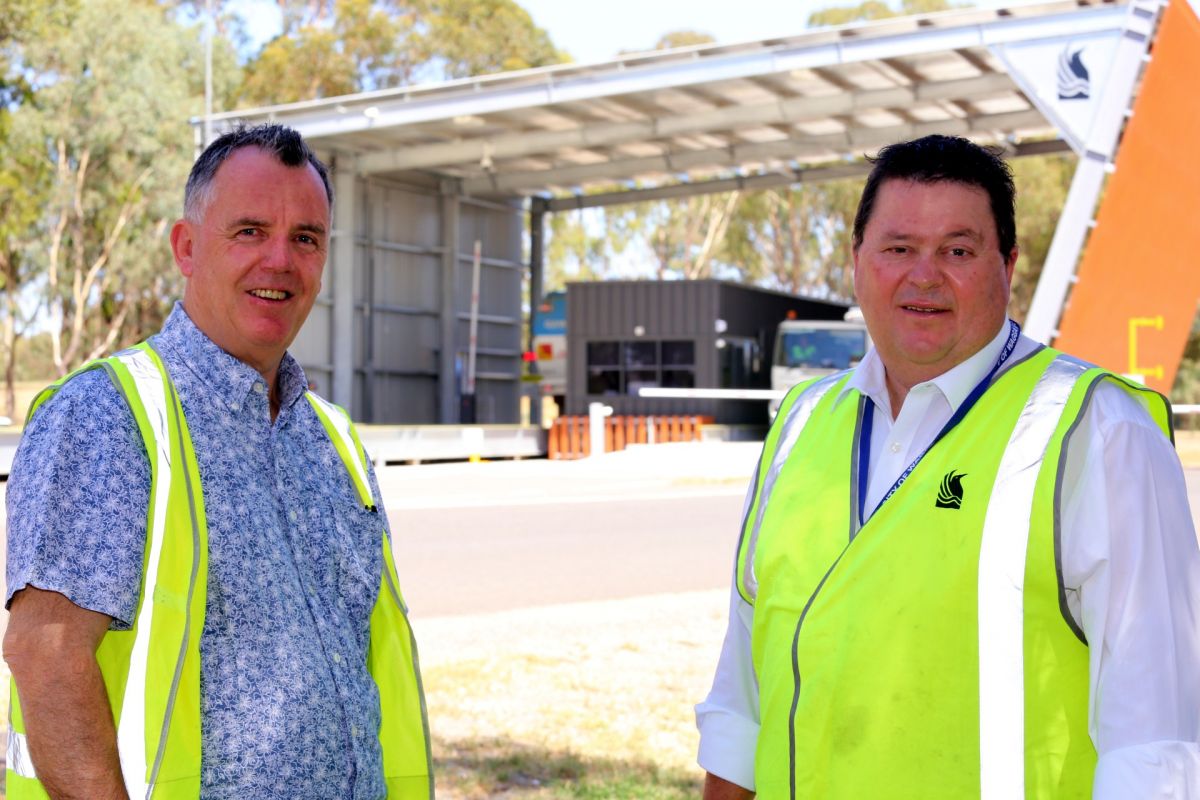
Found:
<box><xmin>183</xmin><ymin>124</ymin><xmax>332</xmax><ymax>221</ymax></box>
<box><xmin>851</xmin><ymin>135</ymin><xmax>1016</xmax><ymax>258</ymax></box>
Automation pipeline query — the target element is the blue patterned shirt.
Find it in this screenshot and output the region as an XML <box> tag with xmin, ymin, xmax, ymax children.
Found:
<box><xmin>6</xmin><ymin>304</ymin><xmax>388</xmax><ymax>799</ymax></box>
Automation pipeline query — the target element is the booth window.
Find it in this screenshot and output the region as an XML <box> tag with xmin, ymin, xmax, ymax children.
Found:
<box><xmin>586</xmin><ymin>341</ymin><xmax>621</xmax><ymax>395</ymax></box>
<box><xmin>719</xmin><ymin>337</ymin><xmax>762</xmax><ymax>388</ymax></box>
<box><xmin>585</xmin><ymin>340</ymin><xmax>695</xmax><ymax>395</ymax></box>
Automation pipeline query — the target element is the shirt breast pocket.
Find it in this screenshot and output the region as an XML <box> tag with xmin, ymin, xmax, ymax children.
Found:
<box><xmin>326</xmin><ymin>500</ymin><xmax>384</xmax><ymax>623</ymax></box>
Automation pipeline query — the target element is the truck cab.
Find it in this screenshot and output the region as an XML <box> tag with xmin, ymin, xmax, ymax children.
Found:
<box><xmin>770</xmin><ymin>313</ymin><xmax>871</xmax><ymax>418</ymax></box>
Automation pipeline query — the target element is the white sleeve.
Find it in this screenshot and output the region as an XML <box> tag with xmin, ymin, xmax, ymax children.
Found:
<box><xmin>694</xmin><ymin>584</ymin><xmax>759</xmax><ymax>791</ymax></box>
<box><xmin>1059</xmin><ymin>381</ymin><xmax>1200</xmax><ymax>798</ymax></box>
<box><xmin>695</xmin><ymin>473</ymin><xmax>761</xmax><ymax>792</ymax></box>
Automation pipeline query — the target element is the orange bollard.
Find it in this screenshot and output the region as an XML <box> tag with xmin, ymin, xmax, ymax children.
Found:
<box><xmin>578</xmin><ymin>416</ymin><xmax>589</xmax><ymax>457</ymax></box>
<box><xmin>558</xmin><ymin>417</ymin><xmax>571</xmax><ymax>460</ymax></box>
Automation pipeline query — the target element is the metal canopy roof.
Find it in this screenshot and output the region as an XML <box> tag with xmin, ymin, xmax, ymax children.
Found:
<box><xmin>207</xmin><ymin>0</ymin><xmax>1127</xmax><ymax>206</ymax></box>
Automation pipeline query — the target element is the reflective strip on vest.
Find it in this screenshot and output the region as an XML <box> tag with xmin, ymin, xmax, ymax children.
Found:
<box><xmin>741</xmin><ymin>373</ymin><xmax>844</xmax><ymax>602</ymax></box>
<box><xmin>6</xmin><ymin>729</ymin><xmax>35</xmax><ymax>779</ymax></box>
<box><xmin>114</xmin><ymin>348</ymin><xmax>173</xmax><ymax>799</ymax></box>
<box><xmin>976</xmin><ymin>354</ymin><xmax>1090</xmax><ymax>799</ymax></box>
<box><xmin>305</xmin><ymin>393</ymin><xmax>373</xmax><ymax>508</ymax></box>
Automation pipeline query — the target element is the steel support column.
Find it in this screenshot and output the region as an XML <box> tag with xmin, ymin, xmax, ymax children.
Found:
<box><xmin>361</xmin><ymin>180</ymin><xmax>376</xmax><ymax>421</ymax></box>
<box><xmin>439</xmin><ymin>181</ymin><xmax>461</xmax><ymax>423</ymax></box>
<box><xmin>331</xmin><ymin>154</ymin><xmax>356</xmax><ymax>411</ymax></box>
<box><xmin>527</xmin><ymin>197</ymin><xmax>547</xmax><ymax>427</ymax></box>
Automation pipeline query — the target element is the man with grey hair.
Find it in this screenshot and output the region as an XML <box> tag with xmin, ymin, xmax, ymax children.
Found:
<box><xmin>5</xmin><ymin>124</ymin><xmax>432</xmax><ymax>799</ymax></box>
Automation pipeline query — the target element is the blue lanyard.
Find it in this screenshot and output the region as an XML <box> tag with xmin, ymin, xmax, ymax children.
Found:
<box><xmin>857</xmin><ymin>320</ymin><xmax>1021</xmax><ymax>524</ymax></box>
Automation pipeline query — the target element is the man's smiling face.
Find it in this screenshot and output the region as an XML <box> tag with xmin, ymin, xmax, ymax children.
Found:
<box><xmin>171</xmin><ymin>146</ymin><xmax>330</xmax><ymax>376</ymax></box>
<box><xmin>852</xmin><ymin>177</ymin><xmax>1016</xmax><ymax>395</ymax></box>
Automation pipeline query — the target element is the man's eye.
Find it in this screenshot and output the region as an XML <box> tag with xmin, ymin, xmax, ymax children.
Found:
<box><xmin>237</xmin><ymin>228</ymin><xmax>258</xmax><ymax>237</ymax></box>
<box><xmin>949</xmin><ymin>247</ymin><xmax>969</xmax><ymax>257</ymax></box>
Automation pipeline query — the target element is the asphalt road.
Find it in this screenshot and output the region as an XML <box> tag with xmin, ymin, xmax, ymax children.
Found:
<box><xmin>390</xmin><ymin>493</ymin><xmax>743</xmax><ymax>619</ymax></box>
<box><xmin>1</xmin><ymin>453</ymin><xmax>1199</xmax><ymax>633</ymax></box>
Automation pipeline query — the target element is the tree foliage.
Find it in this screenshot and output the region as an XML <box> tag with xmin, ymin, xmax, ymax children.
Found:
<box><xmin>647</xmin><ymin>30</ymin><xmax>717</xmax><ymax>51</ymax></box>
<box><xmin>548</xmin><ymin>31</ymin><xmax>747</xmax><ymax>289</ymax></box>
<box><xmin>545</xmin><ymin>204</ymin><xmax>643</xmax><ymax>290</ymax></box>
<box><xmin>2</xmin><ymin>0</ymin><xmax>212</xmax><ymax>393</ymax></box>
<box><xmin>1008</xmin><ymin>152</ymin><xmax>1075</xmax><ymax>323</ymax></box>
<box><xmin>239</xmin><ymin>0</ymin><xmax>420</xmax><ymax>105</ymax></box>
<box><xmin>808</xmin><ymin>0</ymin><xmax>966</xmax><ymax>27</ymax></box>
<box><xmin>722</xmin><ymin>179</ymin><xmax>865</xmax><ymax>299</ymax></box>
<box><xmin>419</xmin><ymin>0</ymin><xmax>564</xmax><ymax>79</ymax></box>
<box><xmin>1171</xmin><ymin>312</ymin><xmax>1200</xmax><ymax>416</ymax></box>
<box><xmin>237</xmin><ymin>0</ymin><xmax>566</xmax><ymax>107</ymax></box>
<box><xmin>0</xmin><ymin>0</ymin><xmax>77</xmax><ymax>413</ymax></box>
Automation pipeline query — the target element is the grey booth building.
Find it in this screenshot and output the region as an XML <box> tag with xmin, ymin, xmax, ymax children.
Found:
<box><xmin>566</xmin><ymin>280</ymin><xmax>848</xmax><ymax>424</ymax></box>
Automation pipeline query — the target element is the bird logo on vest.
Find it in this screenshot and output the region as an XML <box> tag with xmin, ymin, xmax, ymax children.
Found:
<box><xmin>936</xmin><ymin>470</ymin><xmax>967</xmax><ymax>509</ymax></box>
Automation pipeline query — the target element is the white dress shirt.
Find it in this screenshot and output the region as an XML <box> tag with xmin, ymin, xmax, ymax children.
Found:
<box><xmin>696</xmin><ymin>322</ymin><xmax>1200</xmax><ymax>797</ymax></box>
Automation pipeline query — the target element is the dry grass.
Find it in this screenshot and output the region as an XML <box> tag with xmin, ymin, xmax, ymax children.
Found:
<box><xmin>0</xmin><ymin>590</ymin><xmax>728</xmax><ymax>799</ymax></box>
<box><xmin>416</xmin><ymin>590</ymin><xmax>728</xmax><ymax>799</ymax></box>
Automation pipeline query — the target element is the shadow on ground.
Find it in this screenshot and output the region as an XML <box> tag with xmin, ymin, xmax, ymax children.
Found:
<box><xmin>434</xmin><ymin>737</ymin><xmax>703</xmax><ymax>800</ymax></box>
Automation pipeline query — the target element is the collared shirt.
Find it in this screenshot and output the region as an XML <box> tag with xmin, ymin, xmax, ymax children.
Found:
<box><xmin>695</xmin><ymin>322</ymin><xmax>1200</xmax><ymax>797</ymax></box>
<box><xmin>6</xmin><ymin>304</ymin><xmax>388</xmax><ymax>800</ymax></box>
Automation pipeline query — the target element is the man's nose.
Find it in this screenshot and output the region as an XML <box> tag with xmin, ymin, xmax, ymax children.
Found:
<box><xmin>262</xmin><ymin>235</ymin><xmax>291</xmax><ymax>269</ymax></box>
<box><xmin>906</xmin><ymin>252</ymin><xmax>942</xmax><ymax>288</ymax></box>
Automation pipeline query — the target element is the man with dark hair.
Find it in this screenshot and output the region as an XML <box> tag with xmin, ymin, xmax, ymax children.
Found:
<box><xmin>4</xmin><ymin>124</ymin><xmax>432</xmax><ymax>799</ymax></box>
<box><xmin>696</xmin><ymin>135</ymin><xmax>1200</xmax><ymax>799</ymax></box>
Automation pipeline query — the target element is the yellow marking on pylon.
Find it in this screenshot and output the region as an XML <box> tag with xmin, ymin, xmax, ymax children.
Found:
<box><xmin>1128</xmin><ymin>316</ymin><xmax>1165</xmax><ymax>381</ymax></box>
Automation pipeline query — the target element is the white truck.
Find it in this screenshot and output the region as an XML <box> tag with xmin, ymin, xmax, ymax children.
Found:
<box><xmin>769</xmin><ymin>309</ymin><xmax>871</xmax><ymax>418</ymax></box>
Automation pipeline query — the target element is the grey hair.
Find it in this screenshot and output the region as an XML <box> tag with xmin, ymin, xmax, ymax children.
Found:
<box><xmin>183</xmin><ymin>123</ymin><xmax>333</xmax><ymax>222</ymax></box>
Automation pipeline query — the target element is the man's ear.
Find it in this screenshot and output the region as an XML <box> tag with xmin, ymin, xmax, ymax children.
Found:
<box><xmin>170</xmin><ymin>219</ymin><xmax>196</xmax><ymax>278</ymax></box>
<box><xmin>1004</xmin><ymin>247</ymin><xmax>1018</xmax><ymax>286</ymax></box>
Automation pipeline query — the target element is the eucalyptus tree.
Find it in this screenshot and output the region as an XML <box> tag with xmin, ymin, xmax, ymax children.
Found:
<box><xmin>237</xmin><ymin>0</ymin><xmax>565</xmax><ymax>107</ymax></box>
<box><xmin>15</xmin><ymin>0</ymin><xmax>215</xmax><ymax>378</ymax></box>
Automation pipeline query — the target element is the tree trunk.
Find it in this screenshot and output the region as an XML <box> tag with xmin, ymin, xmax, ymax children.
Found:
<box><xmin>3</xmin><ymin>316</ymin><xmax>16</xmax><ymax>421</ymax></box>
<box><xmin>0</xmin><ymin>251</ymin><xmax>17</xmax><ymax>420</ymax></box>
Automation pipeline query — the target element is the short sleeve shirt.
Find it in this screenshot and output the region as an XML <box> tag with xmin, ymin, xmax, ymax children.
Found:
<box><xmin>6</xmin><ymin>304</ymin><xmax>389</xmax><ymax>800</ymax></box>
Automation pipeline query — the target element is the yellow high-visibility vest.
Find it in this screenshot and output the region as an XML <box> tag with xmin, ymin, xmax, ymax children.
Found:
<box><xmin>7</xmin><ymin>341</ymin><xmax>433</xmax><ymax>799</ymax></box>
<box><xmin>737</xmin><ymin>348</ymin><xmax>1171</xmax><ymax>799</ymax></box>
